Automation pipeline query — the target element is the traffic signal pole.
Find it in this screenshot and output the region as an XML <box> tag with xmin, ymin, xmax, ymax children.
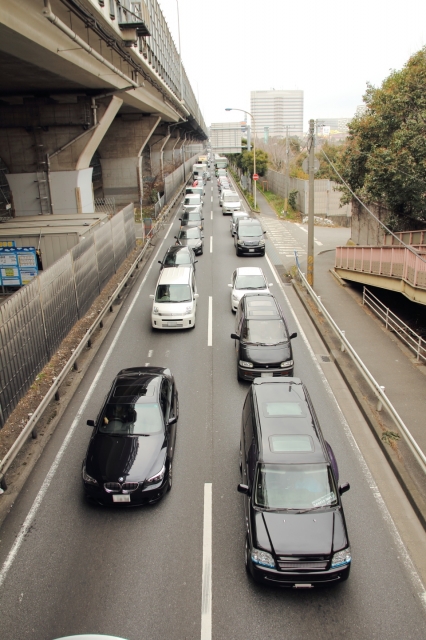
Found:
<box><xmin>307</xmin><ymin>119</ymin><xmax>315</xmax><ymax>286</ymax></box>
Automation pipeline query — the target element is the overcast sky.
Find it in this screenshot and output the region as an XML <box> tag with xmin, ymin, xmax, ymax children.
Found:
<box><xmin>158</xmin><ymin>0</ymin><xmax>426</xmax><ymax>132</ymax></box>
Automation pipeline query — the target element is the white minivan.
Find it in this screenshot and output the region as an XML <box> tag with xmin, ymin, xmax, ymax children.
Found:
<box><xmin>150</xmin><ymin>266</ymin><xmax>198</xmax><ymax>329</ymax></box>
<box><xmin>220</xmin><ymin>189</ymin><xmax>241</xmax><ymax>214</ymax></box>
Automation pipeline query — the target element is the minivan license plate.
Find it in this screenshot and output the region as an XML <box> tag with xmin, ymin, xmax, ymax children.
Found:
<box><xmin>164</xmin><ymin>321</ymin><xmax>177</xmax><ymax>327</ymax></box>
<box><xmin>112</xmin><ymin>495</ymin><xmax>130</xmax><ymax>503</ymax></box>
<box><xmin>261</xmin><ymin>372</ymin><xmax>273</xmax><ymax>377</ymax></box>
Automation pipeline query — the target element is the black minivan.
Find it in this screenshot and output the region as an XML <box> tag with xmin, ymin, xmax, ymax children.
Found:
<box><xmin>238</xmin><ymin>378</ymin><xmax>351</xmax><ymax>588</ymax></box>
<box><xmin>231</xmin><ymin>293</ymin><xmax>297</xmax><ymax>381</ymax></box>
<box><xmin>234</xmin><ymin>219</ymin><xmax>266</xmax><ymax>256</ymax></box>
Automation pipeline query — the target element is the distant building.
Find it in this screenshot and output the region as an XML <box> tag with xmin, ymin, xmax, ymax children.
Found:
<box><xmin>316</xmin><ymin>118</ymin><xmax>351</xmax><ymax>134</ymax></box>
<box><xmin>210</xmin><ymin>122</ymin><xmax>242</xmax><ymax>154</ymax></box>
<box><xmin>356</xmin><ymin>104</ymin><xmax>367</xmax><ymax>117</ymax></box>
<box><xmin>250</xmin><ymin>90</ymin><xmax>304</xmax><ymax>138</ymax></box>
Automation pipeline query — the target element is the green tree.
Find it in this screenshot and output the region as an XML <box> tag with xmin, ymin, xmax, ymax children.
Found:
<box><xmin>240</xmin><ymin>149</ymin><xmax>269</xmax><ymax>176</ymax></box>
<box><xmin>315</xmin><ymin>141</ymin><xmax>344</xmax><ymax>179</ymax></box>
<box><xmin>337</xmin><ymin>47</ymin><xmax>426</xmax><ymax>229</ymax></box>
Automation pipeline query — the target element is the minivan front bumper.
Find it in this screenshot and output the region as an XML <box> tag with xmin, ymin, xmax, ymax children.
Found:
<box><xmin>238</xmin><ymin>365</ymin><xmax>294</xmax><ymax>381</ymax></box>
<box><xmin>152</xmin><ymin>311</ymin><xmax>195</xmax><ymax>329</ymax></box>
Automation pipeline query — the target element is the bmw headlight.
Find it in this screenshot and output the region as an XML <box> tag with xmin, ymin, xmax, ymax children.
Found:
<box><xmin>251</xmin><ymin>548</ymin><xmax>275</xmax><ymax>569</ymax></box>
<box><xmin>331</xmin><ymin>547</ymin><xmax>351</xmax><ymax>568</ymax></box>
<box><xmin>82</xmin><ymin>466</ymin><xmax>98</xmax><ymax>486</ymax></box>
<box><xmin>146</xmin><ymin>463</ymin><xmax>166</xmax><ymax>485</ymax></box>
<box><xmin>239</xmin><ymin>360</ymin><xmax>253</xmax><ymax>368</ymax></box>
<box><xmin>280</xmin><ymin>360</ymin><xmax>294</xmax><ymax>368</ymax></box>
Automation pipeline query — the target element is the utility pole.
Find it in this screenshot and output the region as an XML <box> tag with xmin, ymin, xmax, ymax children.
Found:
<box><xmin>307</xmin><ymin>118</ymin><xmax>315</xmax><ymax>287</ymax></box>
<box><xmin>284</xmin><ymin>125</ymin><xmax>289</xmax><ymax>216</ymax></box>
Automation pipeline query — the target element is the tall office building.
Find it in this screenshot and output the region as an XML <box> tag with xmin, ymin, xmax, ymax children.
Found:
<box><xmin>250</xmin><ymin>90</ymin><xmax>304</xmax><ymax>138</ymax></box>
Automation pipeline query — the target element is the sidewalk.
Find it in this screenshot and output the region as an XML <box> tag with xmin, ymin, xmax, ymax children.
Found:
<box><xmin>255</xmin><ymin>188</ymin><xmax>426</xmax><ymax>512</ymax></box>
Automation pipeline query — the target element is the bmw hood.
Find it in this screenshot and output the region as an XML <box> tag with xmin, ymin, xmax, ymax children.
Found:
<box><xmin>256</xmin><ymin>510</ymin><xmax>348</xmax><ymax>556</ymax></box>
<box><xmin>241</xmin><ymin>342</ymin><xmax>292</xmax><ymax>366</ymax></box>
<box><xmin>86</xmin><ymin>433</ymin><xmax>165</xmax><ymax>482</ymax></box>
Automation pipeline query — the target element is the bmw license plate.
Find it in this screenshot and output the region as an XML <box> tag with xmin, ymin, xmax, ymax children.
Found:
<box><xmin>112</xmin><ymin>495</ymin><xmax>130</xmax><ymax>503</ymax></box>
<box><xmin>249</xmin><ymin>249</ymin><xmax>255</xmax><ymax>252</ymax></box>
<box><xmin>261</xmin><ymin>372</ymin><xmax>273</xmax><ymax>377</ymax></box>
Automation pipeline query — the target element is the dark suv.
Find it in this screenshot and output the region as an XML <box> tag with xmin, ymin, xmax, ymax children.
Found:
<box><xmin>234</xmin><ymin>219</ymin><xmax>266</xmax><ymax>256</ymax></box>
<box><xmin>231</xmin><ymin>293</ymin><xmax>297</xmax><ymax>381</ymax></box>
<box><xmin>238</xmin><ymin>378</ymin><xmax>351</xmax><ymax>588</ymax></box>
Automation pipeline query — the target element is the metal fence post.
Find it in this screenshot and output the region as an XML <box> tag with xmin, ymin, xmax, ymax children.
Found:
<box><xmin>377</xmin><ymin>386</ymin><xmax>385</xmax><ymax>412</ymax></box>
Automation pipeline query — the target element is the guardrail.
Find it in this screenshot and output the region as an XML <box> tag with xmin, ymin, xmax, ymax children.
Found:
<box><xmin>295</xmin><ymin>255</ymin><xmax>426</xmax><ymax>476</ymax></box>
<box><xmin>0</xmin><ymin>179</ymin><xmax>187</xmax><ymax>491</ymax></box>
<box><xmin>363</xmin><ymin>287</ymin><xmax>426</xmax><ymax>363</ymax></box>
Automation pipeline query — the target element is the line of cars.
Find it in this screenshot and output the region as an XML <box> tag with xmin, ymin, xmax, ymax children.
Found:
<box><xmin>82</xmin><ymin>155</ymin><xmax>351</xmax><ymax>593</ymax></box>
<box><xmin>217</xmin><ymin>173</ymin><xmax>352</xmax><ymax>588</ymax></box>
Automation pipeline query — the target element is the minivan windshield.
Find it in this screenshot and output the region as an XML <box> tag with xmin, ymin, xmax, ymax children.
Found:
<box><xmin>155</xmin><ymin>283</ymin><xmax>192</xmax><ymax>303</ymax></box>
<box><xmin>242</xmin><ymin>319</ymin><xmax>287</xmax><ymax>344</ymax></box>
<box><xmin>255</xmin><ymin>463</ymin><xmax>338</xmax><ymax>510</ymax></box>
<box><xmin>239</xmin><ymin>224</ymin><xmax>262</xmax><ymax>237</ymax></box>
<box><xmin>184</xmin><ymin>196</ymin><xmax>201</xmax><ymax>205</ymax></box>
<box><xmin>182</xmin><ymin>212</ymin><xmax>201</xmax><ymax>221</ymax></box>
<box><xmin>235</xmin><ymin>275</ymin><xmax>266</xmax><ymax>290</ymax></box>
<box><xmin>163</xmin><ymin>250</ymin><xmax>191</xmax><ymax>266</ymax></box>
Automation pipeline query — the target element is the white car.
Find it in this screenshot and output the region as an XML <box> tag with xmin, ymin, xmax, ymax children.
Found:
<box><xmin>150</xmin><ymin>266</ymin><xmax>198</xmax><ymax>329</ymax></box>
<box><xmin>230</xmin><ymin>211</ymin><xmax>250</xmax><ymax>235</ymax></box>
<box><xmin>228</xmin><ymin>267</ymin><xmax>273</xmax><ymax>312</ymax></box>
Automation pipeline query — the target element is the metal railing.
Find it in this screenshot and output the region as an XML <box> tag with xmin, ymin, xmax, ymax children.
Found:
<box><xmin>335</xmin><ymin>245</ymin><xmax>426</xmax><ymax>290</ymax></box>
<box><xmin>295</xmin><ymin>255</ymin><xmax>426</xmax><ymax>476</ymax></box>
<box><xmin>362</xmin><ymin>287</ymin><xmax>426</xmax><ymax>363</ymax></box>
<box><xmin>0</xmin><ymin>178</ymin><xmax>188</xmax><ymax>491</ymax></box>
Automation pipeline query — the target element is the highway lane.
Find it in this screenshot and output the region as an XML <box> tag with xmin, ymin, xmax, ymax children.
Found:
<box><xmin>0</xmin><ymin>174</ymin><xmax>425</xmax><ymax>639</ymax></box>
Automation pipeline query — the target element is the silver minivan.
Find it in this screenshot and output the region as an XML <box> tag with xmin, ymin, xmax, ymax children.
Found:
<box><xmin>150</xmin><ymin>266</ymin><xmax>198</xmax><ymax>330</ymax></box>
<box><xmin>220</xmin><ymin>189</ymin><xmax>241</xmax><ymax>215</ymax></box>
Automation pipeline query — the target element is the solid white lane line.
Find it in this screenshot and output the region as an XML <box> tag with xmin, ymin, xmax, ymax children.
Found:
<box><xmin>0</xmin><ymin>222</ymin><xmax>175</xmax><ymax>589</ymax></box>
<box><xmin>148</xmin><ymin>350</ymin><xmax>153</xmax><ymax>357</ymax></box>
<box><xmin>210</xmin><ymin>236</ymin><xmax>213</xmax><ymax>253</ymax></box>
<box><xmin>201</xmin><ymin>483</ymin><xmax>212</xmax><ymax>640</ymax></box>
<box><xmin>145</xmin><ymin>362</ymin><xmax>150</xmax><ymax>366</ymax></box>
<box><xmin>211</xmin><ymin>211</ymin><xmax>213</xmax><ymax>220</ymax></box>
<box><xmin>211</xmin><ymin>195</ymin><xmax>213</xmax><ymax>203</ymax></box>
<box><xmin>208</xmin><ymin>297</ymin><xmax>212</xmax><ymax>346</ymax></box>
<box><xmin>264</xmin><ymin>253</ymin><xmax>426</xmax><ymax>610</ymax></box>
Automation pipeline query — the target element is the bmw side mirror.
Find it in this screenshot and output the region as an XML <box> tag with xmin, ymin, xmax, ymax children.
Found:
<box><xmin>263</xmin><ymin>230</ymin><xmax>266</xmax><ymax>234</ymax></box>
<box><xmin>87</xmin><ymin>419</ymin><xmax>95</xmax><ymax>427</ymax></box>
<box><xmin>149</xmin><ymin>294</ymin><xmax>154</xmax><ymax>299</ymax></box>
<box><xmin>237</xmin><ymin>483</ymin><xmax>250</xmax><ymax>495</ymax></box>
<box><xmin>158</xmin><ymin>261</ymin><xmax>162</xmax><ymax>265</ymax></box>
<box><xmin>339</xmin><ymin>482</ymin><xmax>350</xmax><ymax>495</ymax></box>
<box><xmin>289</xmin><ymin>332</ymin><xmax>297</xmax><ymax>340</ymax></box>
<box><xmin>230</xmin><ymin>333</ymin><xmax>240</xmax><ymax>340</ymax></box>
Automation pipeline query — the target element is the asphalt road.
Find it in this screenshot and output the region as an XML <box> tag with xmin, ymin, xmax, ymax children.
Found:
<box><xmin>0</xmin><ymin>176</ymin><xmax>425</xmax><ymax>640</ymax></box>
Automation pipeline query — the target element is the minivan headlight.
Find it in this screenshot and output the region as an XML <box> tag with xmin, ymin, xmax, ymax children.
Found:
<box><xmin>280</xmin><ymin>360</ymin><xmax>293</xmax><ymax>368</ymax></box>
<box><xmin>259</xmin><ymin>238</ymin><xmax>265</xmax><ymax>246</ymax></box>
<box><xmin>239</xmin><ymin>360</ymin><xmax>253</xmax><ymax>368</ymax></box>
<box><xmin>185</xmin><ymin>304</ymin><xmax>193</xmax><ymax>313</ymax></box>
<box><xmin>251</xmin><ymin>548</ymin><xmax>275</xmax><ymax>569</ymax></box>
<box><xmin>331</xmin><ymin>547</ymin><xmax>351</xmax><ymax>568</ymax></box>
<box><xmin>153</xmin><ymin>305</ymin><xmax>159</xmax><ymax>313</ymax></box>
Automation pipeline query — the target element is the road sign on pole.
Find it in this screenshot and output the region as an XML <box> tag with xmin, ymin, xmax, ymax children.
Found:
<box><xmin>253</xmin><ymin>173</ymin><xmax>259</xmax><ymax>181</ymax></box>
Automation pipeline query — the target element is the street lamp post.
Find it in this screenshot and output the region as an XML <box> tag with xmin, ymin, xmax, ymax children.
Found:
<box><xmin>176</xmin><ymin>0</ymin><xmax>183</xmax><ymax>101</ymax></box>
<box><xmin>225</xmin><ymin>107</ymin><xmax>257</xmax><ymax>209</ymax></box>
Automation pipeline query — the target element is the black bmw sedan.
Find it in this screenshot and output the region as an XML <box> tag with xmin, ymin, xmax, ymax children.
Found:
<box><xmin>82</xmin><ymin>367</ymin><xmax>178</xmax><ymax>506</ymax></box>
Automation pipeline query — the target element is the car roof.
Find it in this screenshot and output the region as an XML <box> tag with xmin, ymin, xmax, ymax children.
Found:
<box><xmin>158</xmin><ymin>265</ymin><xmax>193</xmax><ymax>285</ymax></box>
<box><xmin>242</xmin><ymin>292</ymin><xmax>280</xmax><ymax>318</ymax></box>
<box><xmin>252</xmin><ymin>378</ymin><xmax>326</xmax><ymax>464</ymax></box>
<box><xmin>233</xmin><ymin>211</ymin><xmax>249</xmax><ymax>217</ymax></box>
<box><xmin>109</xmin><ymin>367</ymin><xmax>170</xmax><ymax>405</ymax></box>
<box><xmin>222</xmin><ymin>189</ymin><xmax>237</xmax><ymax>195</ymax></box>
<box><xmin>236</xmin><ymin>266</ymin><xmax>264</xmax><ymax>276</ymax></box>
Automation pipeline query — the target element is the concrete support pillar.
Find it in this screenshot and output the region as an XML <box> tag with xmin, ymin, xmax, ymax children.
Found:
<box><xmin>98</xmin><ymin>114</ymin><xmax>161</xmax><ymax>207</ymax></box>
<box><xmin>163</xmin><ymin>131</ymin><xmax>181</xmax><ymax>169</ymax></box>
<box><xmin>1</xmin><ymin>96</ymin><xmax>123</xmax><ymax>216</ymax></box>
<box><xmin>149</xmin><ymin>127</ymin><xmax>171</xmax><ymax>180</ymax></box>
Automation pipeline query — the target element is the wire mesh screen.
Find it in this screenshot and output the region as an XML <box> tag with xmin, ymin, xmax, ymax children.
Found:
<box><xmin>0</xmin><ymin>205</ymin><xmax>136</xmax><ymax>427</ymax></box>
<box><xmin>0</xmin><ymin>279</ymin><xmax>48</xmax><ymax>421</ymax></box>
<box><xmin>111</xmin><ymin>211</ymin><xmax>127</xmax><ymax>269</ymax></box>
<box><xmin>122</xmin><ymin>204</ymin><xmax>137</xmax><ymax>254</ymax></box>
<box><xmin>94</xmin><ymin>223</ymin><xmax>115</xmax><ymax>291</ymax></box>
<box><xmin>71</xmin><ymin>236</ymin><xmax>100</xmax><ymax>318</ymax></box>
<box><xmin>39</xmin><ymin>254</ymin><xmax>79</xmax><ymax>358</ymax></box>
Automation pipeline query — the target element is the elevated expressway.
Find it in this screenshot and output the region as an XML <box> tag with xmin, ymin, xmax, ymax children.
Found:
<box><xmin>0</xmin><ymin>0</ymin><xmax>207</xmax><ymax>215</ymax></box>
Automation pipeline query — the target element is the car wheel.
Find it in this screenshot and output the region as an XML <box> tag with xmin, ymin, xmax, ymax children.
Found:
<box><xmin>236</xmin><ymin>248</ymin><xmax>241</xmax><ymax>257</ymax></box>
<box><xmin>167</xmin><ymin>461</ymin><xmax>173</xmax><ymax>492</ymax></box>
